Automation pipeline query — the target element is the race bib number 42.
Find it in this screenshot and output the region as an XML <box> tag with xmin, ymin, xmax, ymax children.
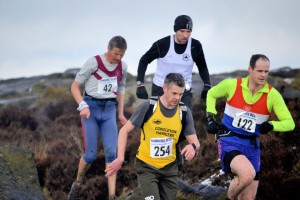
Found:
<box><xmin>232</xmin><ymin>112</ymin><xmax>257</xmax><ymax>133</ymax></box>
<box><xmin>150</xmin><ymin>138</ymin><xmax>173</xmax><ymax>158</ymax></box>
<box><xmin>97</xmin><ymin>76</ymin><xmax>118</xmax><ymax>94</ymax></box>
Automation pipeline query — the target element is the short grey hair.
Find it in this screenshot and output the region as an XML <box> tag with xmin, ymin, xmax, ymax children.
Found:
<box><xmin>164</xmin><ymin>73</ymin><xmax>185</xmax><ymax>88</ymax></box>
<box><xmin>108</xmin><ymin>36</ymin><xmax>127</xmax><ymax>51</ymax></box>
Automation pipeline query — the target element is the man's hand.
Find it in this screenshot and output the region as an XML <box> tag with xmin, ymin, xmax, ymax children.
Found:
<box><xmin>105</xmin><ymin>158</ymin><xmax>124</xmax><ymax>177</ymax></box>
<box><xmin>206</xmin><ymin>112</ymin><xmax>219</xmax><ymax>134</ymax></box>
<box><xmin>118</xmin><ymin>114</ymin><xmax>127</xmax><ymax>126</ymax></box>
<box><xmin>136</xmin><ymin>86</ymin><xmax>148</xmax><ymax>99</ymax></box>
<box><xmin>181</xmin><ymin>144</ymin><xmax>196</xmax><ymax>161</ymax></box>
<box><xmin>80</xmin><ymin>107</ymin><xmax>90</xmax><ymax>119</ymax></box>
<box><xmin>259</xmin><ymin>122</ymin><xmax>273</xmax><ymax>134</ymax></box>
<box><xmin>207</xmin><ymin>121</ymin><xmax>220</xmax><ymax>134</ymax></box>
<box><xmin>77</xmin><ymin>101</ymin><xmax>90</xmax><ymax>118</ymax></box>
<box><xmin>201</xmin><ymin>85</ymin><xmax>211</xmax><ymax>100</ymax></box>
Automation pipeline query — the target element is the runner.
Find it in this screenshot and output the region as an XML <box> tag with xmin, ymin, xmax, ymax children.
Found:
<box><xmin>136</xmin><ymin>14</ymin><xmax>211</xmax><ymax>169</ymax></box>
<box><xmin>206</xmin><ymin>54</ymin><xmax>295</xmax><ymax>199</ymax></box>
<box><xmin>68</xmin><ymin>36</ymin><xmax>128</xmax><ymax>200</ymax></box>
<box><xmin>106</xmin><ymin>73</ymin><xmax>200</xmax><ymax>200</ymax></box>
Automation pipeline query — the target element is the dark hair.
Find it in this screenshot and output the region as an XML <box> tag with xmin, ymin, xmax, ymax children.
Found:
<box><xmin>249</xmin><ymin>54</ymin><xmax>270</xmax><ymax>69</ymax></box>
<box><xmin>108</xmin><ymin>36</ymin><xmax>127</xmax><ymax>51</ymax></box>
<box><xmin>164</xmin><ymin>73</ymin><xmax>185</xmax><ymax>88</ymax></box>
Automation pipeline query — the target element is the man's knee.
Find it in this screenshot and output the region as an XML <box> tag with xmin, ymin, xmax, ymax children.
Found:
<box><xmin>105</xmin><ymin>150</ymin><xmax>117</xmax><ymax>163</ymax></box>
<box><xmin>83</xmin><ymin>151</ymin><xmax>97</xmax><ymax>164</ymax></box>
<box><xmin>224</xmin><ymin>150</ymin><xmax>256</xmax><ymax>181</ymax></box>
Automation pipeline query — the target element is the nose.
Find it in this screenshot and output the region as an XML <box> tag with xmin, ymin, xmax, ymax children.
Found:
<box><xmin>262</xmin><ymin>71</ymin><xmax>268</xmax><ymax>77</ymax></box>
<box><xmin>183</xmin><ymin>32</ymin><xmax>189</xmax><ymax>38</ymax></box>
<box><xmin>116</xmin><ymin>55</ymin><xmax>122</xmax><ymax>61</ymax></box>
<box><xmin>175</xmin><ymin>94</ymin><xmax>181</xmax><ymax>101</ymax></box>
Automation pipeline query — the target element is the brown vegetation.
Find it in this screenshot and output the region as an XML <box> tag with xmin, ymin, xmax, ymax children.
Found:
<box><xmin>0</xmin><ymin>85</ymin><xmax>299</xmax><ymax>200</ymax></box>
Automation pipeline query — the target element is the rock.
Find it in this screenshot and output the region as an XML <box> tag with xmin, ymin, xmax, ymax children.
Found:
<box><xmin>281</xmin><ymin>87</ymin><xmax>300</xmax><ymax>99</ymax></box>
<box><xmin>0</xmin><ymin>76</ymin><xmax>44</xmax><ymax>96</ymax></box>
<box><xmin>178</xmin><ymin>178</ymin><xmax>226</xmax><ymax>200</ymax></box>
<box><xmin>0</xmin><ymin>144</ymin><xmax>45</xmax><ymax>200</ymax></box>
<box><xmin>62</xmin><ymin>68</ymin><xmax>80</xmax><ymax>78</ymax></box>
<box><xmin>269</xmin><ymin>66</ymin><xmax>299</xmax><ymax>78</ymax></box>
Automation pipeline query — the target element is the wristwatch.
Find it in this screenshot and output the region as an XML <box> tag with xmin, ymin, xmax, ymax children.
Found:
<box><xmin>136</xmin><ymin>81</ymin><xmax>143</xmax><ymax>86</ymax></box>
<box><xmin>191</xmin><ymin>143</ymin><xmax>197</xmax><ymax>150</ymax></box>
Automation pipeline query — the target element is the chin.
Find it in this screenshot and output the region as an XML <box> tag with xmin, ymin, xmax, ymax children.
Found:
<box><xmin>259</xmin><ymin>80</ymin><xmax>266</xmax><ymax>84</ymax></box>
<box><xmin>172</xmin><ymin>101</ymin><xmax>178</xmax><ymax>105</ymax></box>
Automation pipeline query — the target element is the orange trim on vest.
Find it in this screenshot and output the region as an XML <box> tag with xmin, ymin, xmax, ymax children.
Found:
<box><xmin>227</xmin><ymin>78</ymin><xmax>272</xmax><ymax>115</ymax></box>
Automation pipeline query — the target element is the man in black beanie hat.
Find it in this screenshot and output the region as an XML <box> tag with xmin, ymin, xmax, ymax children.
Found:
<box><xmin>136</xmin><ymin>15</ymin><xmax>211</xmax><ymax>105</ymax></box>
<box><xmin>136</xmin><ymin>14</ymin><xmax>211</xmax><ymax>169</ymax></box>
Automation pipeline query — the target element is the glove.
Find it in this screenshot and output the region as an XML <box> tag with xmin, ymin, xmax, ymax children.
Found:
<box><xmin>259</xmin><ymin>122</ymin><xmax>273</xmax><ymax>134</ymax></box>
<box><xmin>201</xmin><ymin>85</ymin><xmax>211</xmax><ymax>100</ymax></box>
<box><xmin>207</xmin><ymin>121</ymin><xmax>220</xmax><ymax>134</ymax></box>
<box><xmin>206</xmin><ymin>112</ymin><xmax>219</xmax><ymax>134</ymax></box>
<box><xmin>136</xmin><ymin>86</ymin><xmax>148</xmax><ymax>99</ymax></box>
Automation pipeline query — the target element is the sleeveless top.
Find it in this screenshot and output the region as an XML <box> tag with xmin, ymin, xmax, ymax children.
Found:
<box><xmin>153</xmin><ymin>35</ymin><xmax>194</xmax><ymax>88</ymax></box>
<box><xmin>91</xmin><ymin>55</ymin><xmax>122</xmax><ymax>96</ymax></box>
<box><xmin>221</xmin><ymin>78</ymin><xmax>272</xmax><ymax>145</ymax></box>
<box><xmin>136</xmin><ymin>100</ymin><xmax>182</xmax><ymax>169</ymax></box>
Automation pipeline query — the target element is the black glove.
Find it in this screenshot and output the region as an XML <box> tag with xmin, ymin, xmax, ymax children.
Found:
<box><xmin>259</xmin><ymin>122</ymin><xmax>273</xmax><ymax>134</ymax></box>
<box><xmin>201</xmin><ymin>85</ymin><xmax>211</xmax><ymax>100</ymax></box>
<box><xmin>207</xmin><ymin>121</ymin><xmax>220</xmax><ymax>134</ymax></box>
<box><xmin>136</xmin><ymin>86</ymin><xmax>148</xmax><ymax>99</ymax></box>
<box><xmin>206</xmin><ymin>112</ymin><xmax>219</xmax><ymax>134</ymax></box>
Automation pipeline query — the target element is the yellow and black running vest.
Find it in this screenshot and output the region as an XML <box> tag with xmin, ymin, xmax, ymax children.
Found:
<box><xmin>136</xmin><ymin>99</ymin><xmax>183</xmax><ymax>169</ymax></box>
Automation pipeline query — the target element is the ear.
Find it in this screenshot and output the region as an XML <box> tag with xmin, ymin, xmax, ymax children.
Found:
<box><xmin>248</xmin><ymin>66</ymin><xmax>252</xmax><ymax>73</ymax></box>
<box><xmin>163</xmin><ymin>85</ymin><xmax>167</xmax><ymax>93</ymax></box>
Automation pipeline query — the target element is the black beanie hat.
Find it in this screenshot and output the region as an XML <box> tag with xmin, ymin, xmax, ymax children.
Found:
<box><xmin>173</xmin><ymin>15</ymin><xmax>193</xmax><ymax>32</ymax></box>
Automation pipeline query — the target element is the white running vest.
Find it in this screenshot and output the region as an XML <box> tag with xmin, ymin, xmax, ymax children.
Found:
<box><xmin>153</xmin><ymin>35</ymin><xmax>194</xmax><ymax>88</ymax></box>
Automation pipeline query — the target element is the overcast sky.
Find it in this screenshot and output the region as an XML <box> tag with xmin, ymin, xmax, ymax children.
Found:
<box><xmin>0</xmin><ymin>0</ymin><xmax>299</xmax><ymax>80</ymax></box>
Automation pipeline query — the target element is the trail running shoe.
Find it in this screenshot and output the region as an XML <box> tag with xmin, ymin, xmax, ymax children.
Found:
<box><xmin>68</xmin><ymin>182</ymin><xmax>81</xmax><ymax>200</ymax></box>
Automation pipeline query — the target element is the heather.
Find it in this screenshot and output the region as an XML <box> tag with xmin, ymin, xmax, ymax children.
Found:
<box><xmin>0</xmin><ymin>70</ymin><xmax>299</xmax><ymax>200</ymax></box>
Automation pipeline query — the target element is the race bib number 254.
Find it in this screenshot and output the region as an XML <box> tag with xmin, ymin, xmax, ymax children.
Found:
<box><xmin>150</xmin><ymin>138</ymin><xmax>173</xmax><ymax>158</ymax></box>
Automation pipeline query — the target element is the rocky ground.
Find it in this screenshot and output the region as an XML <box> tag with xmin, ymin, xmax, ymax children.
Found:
<box><xmin>0</xmin><ymin>143</ymin><xmax>45</xmax><ymax>200</ymax></box>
